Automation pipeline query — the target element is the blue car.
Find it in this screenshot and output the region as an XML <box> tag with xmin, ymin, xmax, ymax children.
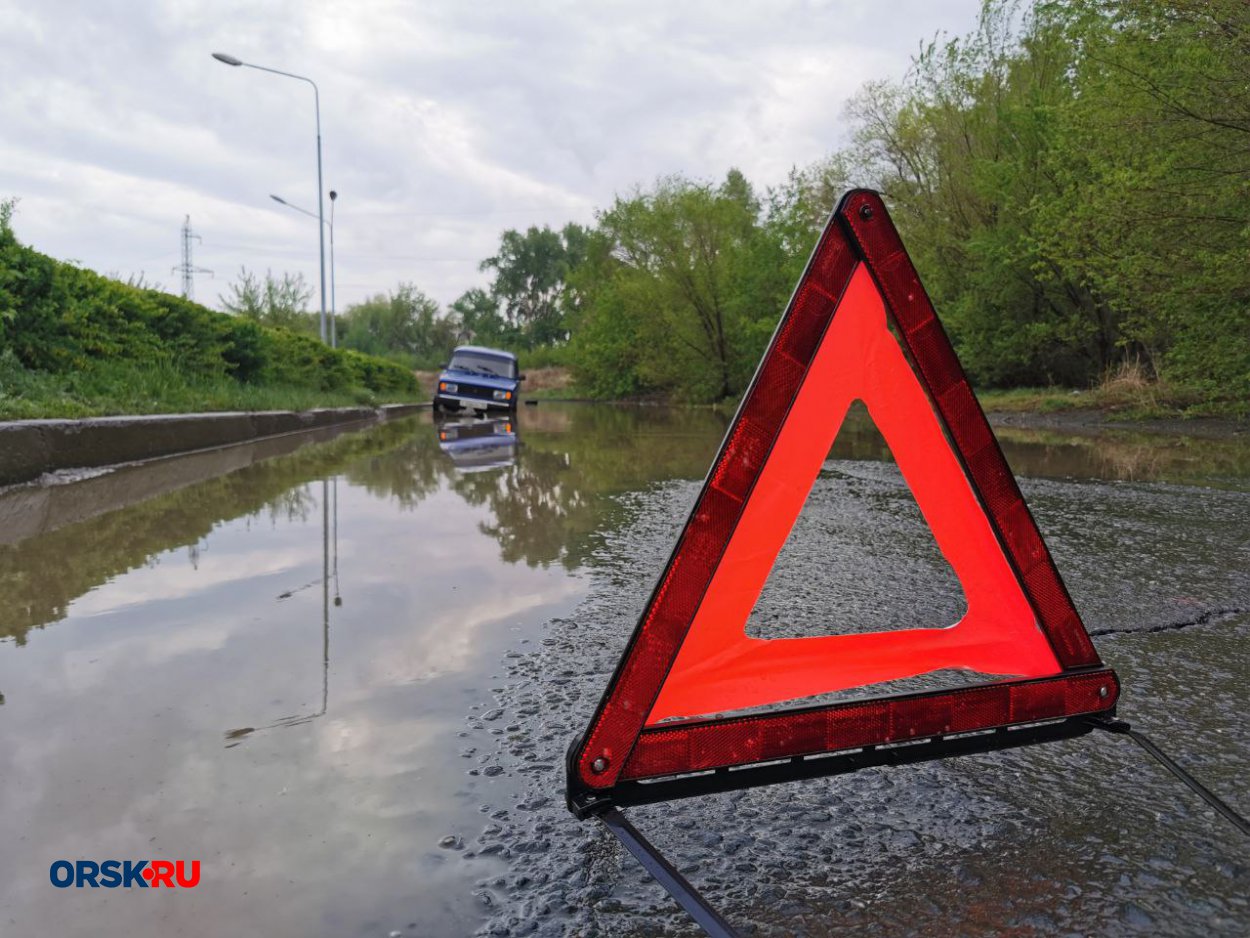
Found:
<box><xmin>432</xmin><ymin>346</ymin><xmax>523</xmax><ymax>413</ymax></box>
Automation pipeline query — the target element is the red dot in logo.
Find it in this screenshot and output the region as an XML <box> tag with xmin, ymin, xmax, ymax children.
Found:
<box><xmin>142</xmin><ymin>867</ymin><xmax>154</xmax><ymax>881</ymax></box>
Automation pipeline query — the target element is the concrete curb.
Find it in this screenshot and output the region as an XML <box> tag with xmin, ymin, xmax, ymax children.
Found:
<box><xmin>0</xmin><ymin>402</ymin><xmax>428</xmax><ymax>487</ymax></box>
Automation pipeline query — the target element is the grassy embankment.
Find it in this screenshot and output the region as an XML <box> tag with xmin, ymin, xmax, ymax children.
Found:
<box><xmin>475</xmin><ymin>359</ymin><xmax>1247</xmax><ymax>423</ymax></box>
<box><xmin>976</xmin><ymin>361</ymin><xmax>1248</xmax><ymax>421</ymax></box>
<box><xmin>0</xmin><ymin>213</ymin><xmax>422</xmax><ymax>420</ymax></box>
<box><xmin>0</xmin><ymin>354</ymin><xmax>420</xmax><ymax>420</ymax></box>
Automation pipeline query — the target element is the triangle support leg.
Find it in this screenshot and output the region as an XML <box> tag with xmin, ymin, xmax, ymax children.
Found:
<box><xmin>1087</xmin><ymin>717</ymin><xmax>1250</xmax><ymax>837</ymax></box>
<box><xmin>598</xmin><ymin>807</ymin><xmax>741</xmax><ymax>938</ymax></box>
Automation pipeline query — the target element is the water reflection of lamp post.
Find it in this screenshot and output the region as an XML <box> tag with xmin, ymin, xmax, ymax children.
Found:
<box><xmin>291</xmin><ymin>478</ymin><xmax>334</xmax><ymax>720</ymax></box>
<box><xmin>224</xmin><ymin>478</ymin><xmax>337</xmax><ymax>743</ymax></box>
<box><xmin>332</xmin><ymin>476</ymin><xmax>341</xmax><ymax>607</ymax></box>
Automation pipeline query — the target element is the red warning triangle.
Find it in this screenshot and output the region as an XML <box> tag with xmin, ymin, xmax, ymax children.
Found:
<box><xmin>568</xmin><ymin>190</ymin><xmax>1117</xmax><ymax>807</ymax></box>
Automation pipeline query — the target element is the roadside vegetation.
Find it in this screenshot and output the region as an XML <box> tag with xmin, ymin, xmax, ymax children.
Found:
<box><xmin>329</xmin><ymin>0</ymin><xmax>1249</xmax><ymax>418</ymax></box>
<box><xmin>0</xmin><ymin>203</ymin><xmax>418</xmax><ymax>419</ymax></box>
<box><xmin>2</xmin><ymin>1</ymin><xmax>1244</xmax><ymax>420</ymax></box>
<box><xmin>977</xmin><ymin>361</ymin><xmax>1219</xmax><ymax>419</ymax></box>
<box><xmin>561</xmin><ymin>0</ymin><xmax>1247</xmax><ymax>414</ymax></box>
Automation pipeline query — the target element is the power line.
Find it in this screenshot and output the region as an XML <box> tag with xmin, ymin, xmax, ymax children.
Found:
<box><xmin>345</xmin><ymin>206</ymin><xmax>593</xmax><ymax>218</ymax></box>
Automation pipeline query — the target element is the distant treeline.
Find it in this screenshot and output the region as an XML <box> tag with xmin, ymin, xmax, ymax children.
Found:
<box><xmin>0</xmin><ymin>201</ymin><xmax>417</xmax><ymax>416</ymax></box>
<box><xmin>320</xmin><ymin>0</ymin><xmax>1246</xmax><ymax>408</ymax></box>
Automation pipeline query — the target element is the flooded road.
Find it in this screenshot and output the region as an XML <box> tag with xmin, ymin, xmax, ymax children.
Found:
<box><xmin>0</xmin><ymin>404</ymin><xmax>1247</xmax><ymax>937</ymax></box>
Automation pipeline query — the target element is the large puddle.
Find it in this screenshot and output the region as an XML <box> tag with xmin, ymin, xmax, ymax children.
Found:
<box><xmin>0</xmin><ymin>404</ymin><xmax>1247</xmax><ymax>936</ymax></box>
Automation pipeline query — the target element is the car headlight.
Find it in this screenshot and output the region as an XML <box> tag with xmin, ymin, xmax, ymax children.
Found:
<box><xmin>440</xmin><ymin>428</ymin><xmax>458</xmax><ymax>441</ymax></box>
<box><xmin>492</xmin><ymin>389</ymin><xmax>512</xmax><ymax>401</ymax></box>
<box><xmin>440</xmin><ymin>382</ymin><xmax>457</xmax><ymax>393</ymax></box>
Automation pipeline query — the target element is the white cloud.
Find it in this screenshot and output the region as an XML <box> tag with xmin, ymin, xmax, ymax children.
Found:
<box><xmin>0</xmin><ymin>0</ymin><xmax>981</xmax><ymax>308</ymax></box>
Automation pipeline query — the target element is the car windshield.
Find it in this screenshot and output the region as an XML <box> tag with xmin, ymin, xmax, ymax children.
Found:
<box><xmin>448</xmin><ymin>352</ymin><xmax>515</xmax><ymax>378</ymax></box>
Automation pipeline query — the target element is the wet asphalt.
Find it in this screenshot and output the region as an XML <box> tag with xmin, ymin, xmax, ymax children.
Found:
<box><xmin>1</xmin><ymin>406</ymin><xmax>1246</xmax><ymax>937</ymax></box>
<box><xmin>460</xmin><ymin>462</ymin><xmax>1249</xmax><ymax>937</ymax></box>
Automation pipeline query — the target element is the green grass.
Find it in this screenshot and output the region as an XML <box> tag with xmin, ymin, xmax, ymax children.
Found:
<box><xmin>977</xmin><ymin>387</ymin><xmax>1089</xmax><ymax>414</ymax></box>
<box><xmin>976</xmin><ymin>380</ymin><xmax>1245</xmax><ymax>420</ymax></box>
<box><xmin>0</xmin><ymin>355</ymin><xmax>424</xmax><ymax>420</ymax></box>
<box><xmin>518</xmin><ymin>385</ymin><xmax>586</xmax><ymax>401</ymax></box>
<box><xmin>973</xmin><ymin>356</ymin><xmax>1250</xmax><ymax>420</ymax></box>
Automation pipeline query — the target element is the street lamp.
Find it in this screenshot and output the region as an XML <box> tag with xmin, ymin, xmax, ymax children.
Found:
<box><xmin>329</xmin><ymin>190</ymin><xmax>337</xmax><ymax>348</ymax></box>
<box><xmin>270</xmin><ymin>192</ymin><xmax>337</xmax><ymax>347</ymax></box>
<box><xmin>213</xmin><ymin>51</ymin><xmax>328</xmax><ymax>344</ymax></box>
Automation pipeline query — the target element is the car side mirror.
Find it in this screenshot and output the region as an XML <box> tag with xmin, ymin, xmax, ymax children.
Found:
<box><xmin>517</xmin><ymin>373</ymin><xmax>526</xmax><ymax>381</ymax></box>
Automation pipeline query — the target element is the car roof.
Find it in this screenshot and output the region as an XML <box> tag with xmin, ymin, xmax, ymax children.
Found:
<box><xmin>452</xmin><ymin>345</ymin><xmax>517</xmax><ymax>361</ymax></box>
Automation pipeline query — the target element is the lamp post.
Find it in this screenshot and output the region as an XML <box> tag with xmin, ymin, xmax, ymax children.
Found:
<box><xmin>329</xmin><ymin>190</ymin><xmax>337</xmax><ymax>347</ymax></box>
<box><xmin>213</xmin><ymin>51</ymin><xmax>328</xmax><ymax>344</ymax></box>
<box><xmin>270</xmin><ymin>192</ymin><xmax>337</xmax><ymax>347</ymax></box>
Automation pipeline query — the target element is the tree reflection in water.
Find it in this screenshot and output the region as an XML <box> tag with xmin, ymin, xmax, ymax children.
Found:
<box><xmin>4</xmin><ymin>404</ymin><xmax>1249</xmax><ymax>648</ymax></box>
<box><xmin>0</xmin><ymin>407</ymin><xmax>730</xmax><ymax>644</ymax></box>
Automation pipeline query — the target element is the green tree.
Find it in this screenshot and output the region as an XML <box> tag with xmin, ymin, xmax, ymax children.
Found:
<box><xmin>571</xmin><ymin>171</ymin><xmax>790</xmax><ymax>401</ymax></box>
<box><xmin>1032</xmin><ymin>0</ymin><xmax>1250</xmax><ymax>399</ymax></box>
<box><xmin>480</xmin><ymin>222</ymin><xmax>589</xmax><ymax>347</ymax></box>
<box><xmin>809</xmin><ymin>0</ymin><xmax>1249</xmax><ymax>402</ymax></box>
<box><xmin>220</xmin><ymin>268</ymin><xmax>317</xmax><ymax>335</ymax></box>
<box><xmin>339</xmin><ymin>283</ymin><xmax>456</xmax><ymax>367</ymax></box>
<box><xmin>448</xmin><ymin>287</ymin><xmax>508</xmax><ymax>345</ymax></box>
<box><xmin>763</xmin><ymin>155</ymin><xmax>855</xmax><ymax>285</ymax></box>
<box><xmin>0</xmin><ymin>198</ymin><xmax>21</xmax><ymax>340</ymax></box>
<box><xmin>836</xmin><ymin>1</ymin><xmax>1113</xmax><ymax>386</ymax></box>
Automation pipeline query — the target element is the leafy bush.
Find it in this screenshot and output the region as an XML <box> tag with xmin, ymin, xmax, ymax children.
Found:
<box><xmin>0</xmin><ymin>213</ymin><xmax>416</xmax><ymax>409</ymax></box>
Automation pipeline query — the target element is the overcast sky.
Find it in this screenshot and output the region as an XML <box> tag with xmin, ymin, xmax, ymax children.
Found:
<box><xmin>0</xmin><ymin>0</ymin><xmax>982</xmax><ymax>314</ymax></box>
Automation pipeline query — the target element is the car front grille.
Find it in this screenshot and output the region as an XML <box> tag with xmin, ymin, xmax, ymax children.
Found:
<box><xmin>455</xmin><ymin>384</ymin><xmax>499</xmax><ymax>401</ymax></box>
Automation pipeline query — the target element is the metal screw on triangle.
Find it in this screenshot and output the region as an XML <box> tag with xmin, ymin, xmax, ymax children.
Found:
<box><xmin>859</xmin><ymin>203</ymin><xmax>874</xmax><ymax>220</ymax></box>
<box><xmin>592</xmin><ymin>756</ymin><xmax>609</xmax><ymax>774</ymax></box>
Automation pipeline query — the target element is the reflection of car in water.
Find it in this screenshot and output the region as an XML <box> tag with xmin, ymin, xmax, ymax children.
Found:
<box><xmin>433</xmin><ymin>346</ymin><xmax>523</xmax><ymax>414</ymax></box>
<box><xmin>436</xmin><ymin>415</ymin><xmax>518</xmax><ymax>472</ymax></box>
